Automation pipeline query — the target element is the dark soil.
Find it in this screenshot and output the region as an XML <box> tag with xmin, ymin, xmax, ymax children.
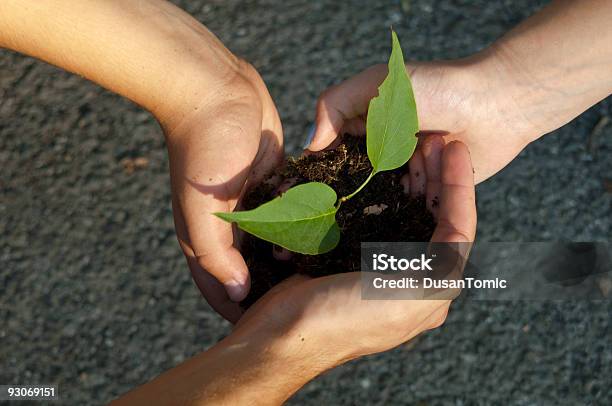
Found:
<box><xmin>240</xmin><ymin>136</ymin><xmax>436</xmax><ymax>308</ymax></box>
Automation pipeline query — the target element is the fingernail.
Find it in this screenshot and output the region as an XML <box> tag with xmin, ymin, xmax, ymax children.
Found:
<box><xmin>302</xmin><ymin>123</ymin><xmax>316</xmax><ymax>149</ymax></box>
<box><xmin>225</xmin><ymin>279</ymin><xmax>247</xmax><ymax>302</ymax></box>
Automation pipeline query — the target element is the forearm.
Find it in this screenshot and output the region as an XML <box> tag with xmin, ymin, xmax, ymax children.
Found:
<box><xmin>112</xmin><ymin>323</ymin><xmax>339</xmax><ymax>406</ymax></box>
<box><xmin>481</xmin><ymin>0</ymin><xmax>612</xmax><ymax>139</ymax></box>
<box><xmin>0</xmin><ymin>0</ymin><xmax>240</xmax><ymax>129</ymax></box>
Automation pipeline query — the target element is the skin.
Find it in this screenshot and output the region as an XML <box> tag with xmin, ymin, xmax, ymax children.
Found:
<box><xmin>5</xmin><ymin>0</ymin><xmax>610</xmax><ymax>322</ymax></box>
<box><xmin>3</xmin><ymin>0</ymin><xmax>607</xmax><ymax>403</ymax></box>
<box><xmin>112</xmin><ymin>137</ymin><xmax>476</xmax><ymax>405</ymax></box>
<box><xmin>0</xmin><ymin>0</ymin><xmax>283</xmax><ymax>321</ymax></box>
<box><xmin>0</xmin><ymin>2</ymin><xmax>476</xmax><ymax>402</ymax></box>
<box><xmin>307</xmin><ymin>0</ymin><xmax>612</xmax><ymax>184</ymax></box>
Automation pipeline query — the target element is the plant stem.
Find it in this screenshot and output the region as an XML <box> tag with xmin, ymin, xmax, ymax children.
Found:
<box><xmin>337</xmin><ymin>170</ymin><xmax>377</xmax><ymax>208</ymax></box>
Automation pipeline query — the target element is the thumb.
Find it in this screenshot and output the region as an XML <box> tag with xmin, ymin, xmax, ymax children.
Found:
<box><xmin>193</xmin><ymin>243</ymin><xmax>251</xmax><ymax>302</ymax></box>
<box><xmin>307</xmin><ymin>87</ymin><xmax>351</xmax><ymax>151</ymax></box>
<box><xmin>176</xmin><ymin>185</ymin><xmax>252</xmax><ymax>303</ymax></box>
<box><xmin>185</xmin><ymin>197</ymin><xmax>251</xmax><ymax>302</ymax></box>
<box><xmin>307</xmin><ymin>65</ymin><xmax>388</xmax><ymax>151</ymax></box>
<box><xmin>431</xmin><ymin>141</ymin><xmax>476</xmax><ymax>244</ymax></box>
<box><xmin>308</xmin><ymin>62</ymin><xmax>461</xmax><ymax>152</ymax></box>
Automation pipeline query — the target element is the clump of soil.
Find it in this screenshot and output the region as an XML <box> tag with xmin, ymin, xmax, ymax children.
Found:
<box><xmin>240</xmin><ymin>136</ymin><xmax>435</xmax><ymax>308</ymax></box>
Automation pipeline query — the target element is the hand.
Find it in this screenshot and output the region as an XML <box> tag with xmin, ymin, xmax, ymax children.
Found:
<box><xmin>0</xmin><ymin>0</ymin><xmax>285</xmax><ymax>323</ymax></box>
<box><xmin>307</xmin><ymin>55</ymin><xmax>539</xmax><ymax>184</ymax></box>
<box><xmin>165</xmin><ymin>62</ymin><xmax>283</xmax><ymax>322</ymax></box>
<box><xmin>239</xmin><ymin>137</ymin><xmax>476</xmax><ymax>361</ymax></box>
<box><xmin>113</xmin><ymin>137</ymin><xmax>475</xmax><ymax>406</ymax></box>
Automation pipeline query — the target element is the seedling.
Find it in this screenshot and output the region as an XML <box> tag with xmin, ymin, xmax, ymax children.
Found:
<box><xmin>215</xmin><ymin>31</ymin><xmax>418</xmax><ymax>254</ymax></box>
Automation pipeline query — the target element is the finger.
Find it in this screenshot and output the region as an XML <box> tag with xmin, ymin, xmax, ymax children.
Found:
<box><xmin>431</xmin><ymin>141</ymin><xmax>476</xmax><ymax>243</ymax></box>
<box><xmin>423</xmin><ymin>302</ymin><xmax>451</xmax><ymax>331</ymax></box>
<box><xmin>343</xmin><ymin>117</ymin><xmax>367</xmax><ymax>136</ymax></box>
<box><xmin>408</xmin><ymin>148</ymin><xmax>426</xmax><ymax>198</ymax></box>
<box><xmin>175</xmin><ymin>171</ymin><xmax>253</xmax><ymax>303</ymax></box>
<box><xmin>309</xmin><ymin>60</ymin><xmax>469</xmax><ymax>152</ymax></box>
<box><xmin>195</xmin><ymin>239</ymin><xmax>251</xmax><ymax>302</ymax></box>
<box><xmin>308</xmin><ymin>65</ymin><xmax>387</xmax><ymax>151</ymax></box>
<box><xmin>187</xmin><ymin>256</ymin><xmax>243</xmax><ymax>323</ymax></box>
<box><xmin>170</xmin><ymin>107</ymin><xmax>263</xmax><ymax>303</ymax></box>
<box><xmin>308</xmin><ymin>90</ymin><xmax>349</xmax><ymax>152</ymax></box>
<box><xmin>421</xmin><ymin>134</ymin><xmax>445</xmax><ymax>218</ymax></box>
<box><xmin>176</xmin><ymin>175</ymin><xmax>252</xmax><ymax>303</ymax></box>
<box><xmin>308</xmin><ymin>89</ymin><xmax>343</xmax><ymax>151</ymax></box>
<box><xmin>172</xmin><ymin>202</ymin><xmax>243</xmax><ymax>322</ymax></box>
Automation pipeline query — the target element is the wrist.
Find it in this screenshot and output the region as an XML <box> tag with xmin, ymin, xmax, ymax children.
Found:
<box><xmin>233</xmin><ymin>312</ymin><xmax>346</xmax><ymax>378</ymax></box>
<box><xmin>114</xmin><ymin>317</ymin><xmax>327</xmax><ymax>406</ymax></box>
<box><xmin>202</xmin><ymin>320</ymin><xmax>341</xmax><ymax>405</ymax></box>
<box><xmin>476</xmin><ymin>43</ymin><xmax>549</xmax><ymax>143</ymax></box>
<box><xmin>456</xmin><ymin>46</ymin><xmax>545</xmax><ymax>145</ymax></box>
<box><xmin>158</xmin><ymin>58</ymin><xmax>263</xmax><ymax>142</ymax></box>
<box><xmin>475</xmin><ymin>31</ymin><xmax>612</xmax><ymax>144</ymax></box>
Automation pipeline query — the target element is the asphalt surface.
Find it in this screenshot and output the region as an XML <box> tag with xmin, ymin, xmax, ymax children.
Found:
<box><xmin>1</xmin><ymin>0</ymin><xmax>611</xmax><ymax>404</ymax></box>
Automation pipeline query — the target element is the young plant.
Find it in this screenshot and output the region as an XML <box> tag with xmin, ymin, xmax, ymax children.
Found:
<box><xmin>215</xmin><ymin>31</ymin><xmax>418</xmax><ymax>254</ymax></box>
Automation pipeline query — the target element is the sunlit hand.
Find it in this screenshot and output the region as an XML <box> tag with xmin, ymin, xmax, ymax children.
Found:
<box><xmin>239</xmin><ymin>136</ymin><xmax>476</xmax><ymax>358</ymax></box>
<box><xmin>0</xmin><ymin>0</ymin><xmax>286</xmax><ymax>323</ymax></box>
<box><xmin>307</xmin><ymin>59</ymin><xmax>537</xmax><ymax>184</ymax></box>
<box><xmin>166</xmin><ymin>63</ymin><xmax>283</xmax><ymax>322</ymax></box>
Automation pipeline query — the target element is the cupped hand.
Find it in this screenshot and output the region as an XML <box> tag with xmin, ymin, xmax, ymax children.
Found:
<box><xmin>165</xmin><ymin>62</ymin><xmax>283</xmax><ymax>322</ymax></box>
<box><xmin>307</xmin><ymin>57</ymin><xmax>540</xmax><ymax>184</ymax></box>
<box><xmin>237</xmin><ymin>137</ymin><xmax>476</xmax><ymax>360</ymax></box>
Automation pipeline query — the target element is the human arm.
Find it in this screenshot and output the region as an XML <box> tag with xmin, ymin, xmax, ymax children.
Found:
<box><xmin>307</xmin><ymin>0</ymin><xmax>612</xmax><ymax>183</ymax></box>
<box><xmin>109</xmin><ymin>317</ymin><xmax>335</xmax><ymax>406</ymax></box>
<box><xmin>112</xmin><ymin>277</ymin><xmax>450</xmax><ymax>406</ymax></box>
<box><xmin>0</xmin><ymin>0</ymin><xmax>240</xmax><ymax>127</ymax></box>
<box><xmin>0</xmin><ymin>0</ymin><xmax>284</xmax><ymax>320</ymax></box>
<box><xmin>112</xmin><ymin>137</ymin><xmax>475</xmax><ymax>405</ymax></box>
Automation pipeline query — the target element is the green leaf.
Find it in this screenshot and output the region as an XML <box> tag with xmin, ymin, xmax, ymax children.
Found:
<box><xmin>214</xmin><ymin>182</ymin><xmax>340</xmax><ymax>255</ymax></box>
<box><xmin>367</xmin><ymin>31</ymin><xmax>418</xmax><ymax>173</ymax></box>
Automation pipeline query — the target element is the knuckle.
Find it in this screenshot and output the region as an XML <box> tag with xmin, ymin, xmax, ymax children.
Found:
<box><xmin>430</xmin><ymin>305</ymin><xmax>450</xmax><ymax>329</ymax></box>
<box><xmin>196</xmin><ymin>255</ymin><xmax>208</xmax><ymax>267</ymax></box>
<box><xmin>317</xmin><ymin>87</ymin><xmax>337</xmax><ymax>108</ymax></box>
<box><xmin>431</xmin><ymin>314</ymin><xmax>447</xmax><ymax>329</ymax></box>
<box><xmin>195</xmin><ymin>256</ymin><xmax>211</xmax><ymax>273</ymax></box>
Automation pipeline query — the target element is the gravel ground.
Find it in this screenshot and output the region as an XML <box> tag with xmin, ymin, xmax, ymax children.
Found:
<box><xmin>1</xmin><ymin>0</ymin><xmax>611</xmax><ymax>405</ymax></box>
